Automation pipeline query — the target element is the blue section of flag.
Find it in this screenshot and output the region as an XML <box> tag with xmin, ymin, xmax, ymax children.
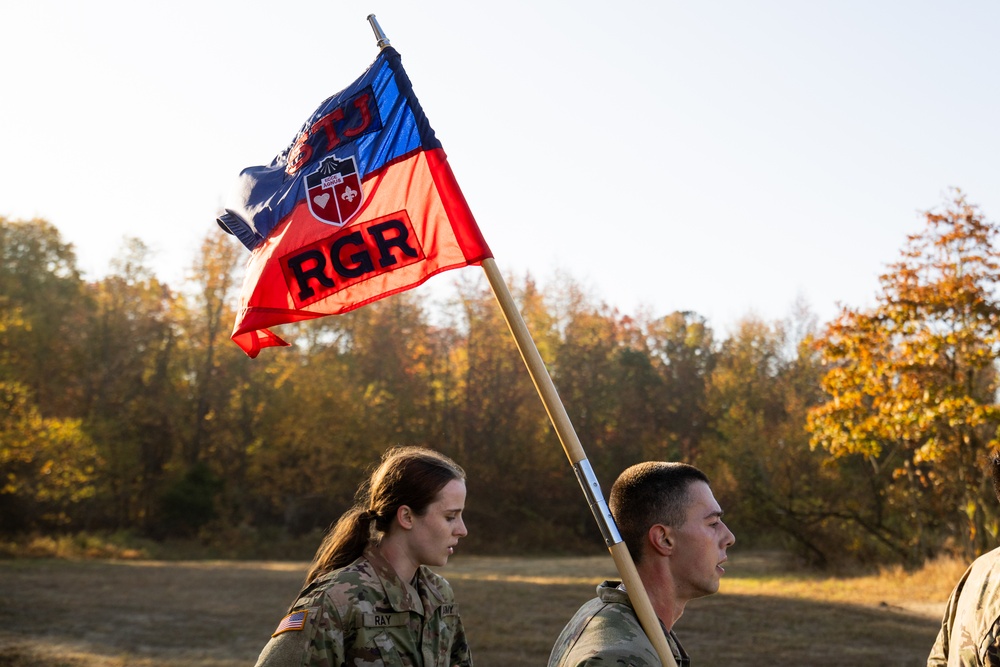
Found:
<box><xmin>218</xmin><ymin>47</ymin><xmax>441</xmax><ymax>251</ymax></box>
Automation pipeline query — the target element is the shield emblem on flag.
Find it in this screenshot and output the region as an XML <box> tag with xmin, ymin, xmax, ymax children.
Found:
<box><xmin>305</xmin><ymin>155</ymin><xmax>364</xmax><ymax>227</ymax></box>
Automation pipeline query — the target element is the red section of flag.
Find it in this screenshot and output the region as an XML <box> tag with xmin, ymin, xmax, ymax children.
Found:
<box><xmin>231</xmin><ymin>147</ymin><xmax>491</xmax><ymax>357</ymax></box>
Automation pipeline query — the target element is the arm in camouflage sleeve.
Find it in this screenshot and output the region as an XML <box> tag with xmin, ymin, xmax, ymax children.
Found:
<box><xmin>926</xmin><ymin>566</ymin><xmax>967</xmax><ymax>667</ymax></box>
<box><xmin>926</xmin><ymin>625</ymin><xmax>949</xmax><ymax>667</ymax></box>
<box><xmin>254</xmin><ymin>602</ymin><xmax>349</xmax><ymax>667</ymax></box>
<box><xmin>306</xmin><ymin>597</ymin><xmax>350</xmax><ymax>667</ymax></box>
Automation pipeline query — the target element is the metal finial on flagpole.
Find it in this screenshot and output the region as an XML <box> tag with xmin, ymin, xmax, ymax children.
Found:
<box><xmin>367</xmin><ymin>14</ymin><xmax>391</xmax><ymax>50</ymax></box>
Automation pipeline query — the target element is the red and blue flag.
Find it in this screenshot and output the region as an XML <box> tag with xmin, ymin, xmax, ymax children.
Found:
<box><xmin>218</xmin><ymin>46</ymin><xmax>492</xmax><ymax>357</ymax></box>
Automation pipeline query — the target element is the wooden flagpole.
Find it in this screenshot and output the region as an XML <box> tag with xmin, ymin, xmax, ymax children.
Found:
<box><xmin>366</xmin><ymin>15</ymin><xmax>677</xmax><ymax>667</ymax></box>
<box><xmin>479</xmin><ymin>258</ymin><xmax>678</xmax><ymax>667</ymax></box>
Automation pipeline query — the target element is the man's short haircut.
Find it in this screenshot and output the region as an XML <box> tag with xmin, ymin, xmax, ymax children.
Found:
<box><xmin>609</xmin><ymin>462</ymin><xmax>710</xmax><ymax>565</ymax></box>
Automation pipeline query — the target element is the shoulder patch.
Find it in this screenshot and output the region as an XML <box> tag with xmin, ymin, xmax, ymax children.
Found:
<box><xmin>272</xmin><ymin>609</ymin><xmax>308</xmax><ymax>637</ymax></box>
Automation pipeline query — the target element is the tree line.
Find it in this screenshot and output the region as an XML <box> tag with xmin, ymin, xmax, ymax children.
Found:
<box><xmin>1</xmin><ymin>189</ymin><xmax>998</xmax><ymax>567</ymax></box>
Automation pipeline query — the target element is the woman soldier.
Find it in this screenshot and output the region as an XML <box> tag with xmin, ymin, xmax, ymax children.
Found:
<box><xmin>254</xmin><ymin>446</ymin><xmax>472</xmax><ymax>667</ymax></box>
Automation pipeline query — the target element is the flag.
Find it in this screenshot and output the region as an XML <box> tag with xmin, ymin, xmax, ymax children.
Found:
<box><xmin>218</xmin><ymin>46</ymin><xmax>492</xmax><ymax>357</ymax></box>
<box><xmin>271</xmin><ymin>610</ymin><xmax>308</xmax><ymax>637</ymax></box>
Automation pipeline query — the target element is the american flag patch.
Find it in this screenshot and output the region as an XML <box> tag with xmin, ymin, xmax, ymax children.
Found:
<box><xmin>272</xmin><ymin>610</ymin><xmax>308</xmax><ymax>637</ymax></box>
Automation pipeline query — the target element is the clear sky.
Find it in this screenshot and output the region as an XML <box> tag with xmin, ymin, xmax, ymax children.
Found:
<box><xmin>3</xmin><ymin>1</ymin><xmax>998</xmax><ymax>333</ymax></box>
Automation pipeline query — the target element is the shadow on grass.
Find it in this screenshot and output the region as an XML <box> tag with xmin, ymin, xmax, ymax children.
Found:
<box><xmin>0</xmin><ymin>558</ymin><xmax>941</xmax><ymax>667</ymax></box>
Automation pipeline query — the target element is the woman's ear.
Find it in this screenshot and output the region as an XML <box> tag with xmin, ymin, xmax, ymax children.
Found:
<box><xmin>396</xmin><ymin>505</ymin><xmax>414</xmax><ymax>530</ymax></box>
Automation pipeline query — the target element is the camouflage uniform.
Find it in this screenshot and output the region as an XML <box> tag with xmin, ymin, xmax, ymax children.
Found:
<box><xmin>254</xmin><ymin>546</ymin><xmax>472</xmax><ymax>667</ymax></box>
<box><xmin>928</xmin><ymin>546</ymin><xmax>1000</xmax><ymax>666</ymax></box>
<box><xmin>548</xmin><ymin>580</ymin><xmax>689</xmax><ymax>667</ymax></box>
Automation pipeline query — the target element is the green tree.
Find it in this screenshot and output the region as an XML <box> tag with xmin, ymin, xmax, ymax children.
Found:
<box><xmin>0</xmin><ymin>217</ymin><xmax>88</xmax><ymax>415</ymax></box>
<box><xmin>808</xmin><ymin>191</ymin><xmax>1000</xmax><ymax>561</ymax></box>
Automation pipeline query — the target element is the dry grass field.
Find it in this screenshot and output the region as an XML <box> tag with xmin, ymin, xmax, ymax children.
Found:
<box><xmin>0</xmin><ymin>550</ymin><xmax>965</xmax><ymax>666</ymax></box>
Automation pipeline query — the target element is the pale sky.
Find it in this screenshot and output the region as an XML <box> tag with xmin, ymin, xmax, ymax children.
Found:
<box><xmin>3</xmin><ymin>1</ymin><xmax>998</xmax><ymax>333</ymax></box>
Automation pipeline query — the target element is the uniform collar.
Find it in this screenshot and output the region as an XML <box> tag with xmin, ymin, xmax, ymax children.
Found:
<box><xmin>363</xmin><ymin>545</ymin><xmax>420</xmax><ymax>613</ymax></box>
<box><xmin>597</xmin><ymin>580</ymin><xmax>690</xmax><ymax>666</ymax></box>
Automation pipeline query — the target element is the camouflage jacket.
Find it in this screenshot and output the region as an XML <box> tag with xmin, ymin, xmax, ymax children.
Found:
<box><xmin>254</xmin><ymin>546</ymin><xmax>472</xmax><ymax>667</ymax></box>
<box><xmin>928</xmin><ymin>546</ymin><xmax>1000</xmax><ymax>666</ymax></box>
<box><xmin>547</xmin><ymin>580</ymin><xmax>689</xmax><ymax>667</ymax></box>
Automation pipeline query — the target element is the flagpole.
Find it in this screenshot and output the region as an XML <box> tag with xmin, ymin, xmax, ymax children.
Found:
<box><xmin>481</xmin><ymin>260</ymin><xmax>678</xmax><ymax>667</ymax></box>
<box><xmin>366</xmin><ymin>15</ymin><xmax>677</xmax><ymax>667</ymax></box>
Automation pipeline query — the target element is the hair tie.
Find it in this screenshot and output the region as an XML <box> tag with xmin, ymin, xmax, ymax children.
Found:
<box><xmin>361</xmin><ymin>509</ymin><xmax>377</xmax><ymax>522</ymax></box>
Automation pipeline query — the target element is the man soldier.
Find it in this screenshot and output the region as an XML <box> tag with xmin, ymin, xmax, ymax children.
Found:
<box><xmin>548</xmin><ymin>462</ymin><xmax>736</xmax><ymax>666</ymax></box>
<box><xmin>928</xmin><ymin>454</ymin><xmax>1000</xmax><ymax>666</ymax></box>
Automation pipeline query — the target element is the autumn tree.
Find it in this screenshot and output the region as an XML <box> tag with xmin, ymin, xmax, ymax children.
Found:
<box><xmin>80</xmin><ymin>238</ymin><xmax>181</xmax><ymax>529</ymax></box>
<box><xmin>247</xmin><ymin>290</ymin><xmax>448</xmax><ymax>535</ymax></box>
<box><xmin>182</xmin><ymin>229</ymin><xmax>247</xmax><ymax>467</ymax></box>
<box><xmin>0</xmin><ymin>381</ymin><xmax>98</xmax><ymax>531</ymax></box>
<box><xmin>169</xmin><ymin>229</ymin><xmax>281</xmax><ymax>537</ymax></box>
<box><xmin>448</xmin><ymin>274</ymin><xmax>566</xmax><ymax>550</ymax></box>
<box><xmin>0</xmin><ymin>217</ymin><xmax>89</xmax><ymax>415</ymax></box>
<box><xmin>0</xmin><ymin>218</ymin><xmax>100</xmax><ymax>531</ymax></box>
<box><xmin>643</xmin><ymin>311</ymin><xmax>716</xmax><ymax>462</ymax></box>
<box><xmin>549</xmin><ymin>281</ymin><xmax>629</xmax><ymax>470</ymax></box>
<box><xmin>702</xmin><ymin>314</ymin><xmax>859</xmax><ymax>567</ymax></box>
<box><xmin>808</xmin><ymin>191</ymin><xmax>1000</xmax><ymax>561</ymax></box>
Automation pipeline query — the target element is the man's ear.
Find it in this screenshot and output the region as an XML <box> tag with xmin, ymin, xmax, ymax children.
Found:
<box><xmin>648</xmin><ymin>524</ymin><xmax>673</xmax><ymax>556</ymax></box>
<box><xmin>396</xmin><ymin>505</ymin><xmax>414</xmax><ymax>530</ymax></box>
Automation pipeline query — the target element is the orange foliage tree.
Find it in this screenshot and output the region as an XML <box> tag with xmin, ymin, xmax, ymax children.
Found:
<box><xmin>808</xmin><ymin>190</ymin><xmax>1000</xmax><ymax>560</ymax></box>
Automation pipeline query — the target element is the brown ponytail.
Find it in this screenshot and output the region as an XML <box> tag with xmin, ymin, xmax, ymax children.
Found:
<box><xmin>304</xmin><ymin>446</ymin><xmax>465</xmax><ymax>585</ymax></box>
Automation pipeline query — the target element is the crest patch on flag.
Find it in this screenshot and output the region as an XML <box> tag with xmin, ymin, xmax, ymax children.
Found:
<box><xmin>306</xmin><ymin>155</ymin><xmax>364</xmax><ymax>227</ymax></box>
<box><xmin>272</xmin><ymin>609</ymin><xmax>309</xmax><ymax>637</ymax></box>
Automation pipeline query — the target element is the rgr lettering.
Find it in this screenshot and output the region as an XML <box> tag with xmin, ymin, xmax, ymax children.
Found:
<box><xmin>281</xmin><ymin>212</ymin><xmax>424</xmax><ymax>306</ymax></box>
